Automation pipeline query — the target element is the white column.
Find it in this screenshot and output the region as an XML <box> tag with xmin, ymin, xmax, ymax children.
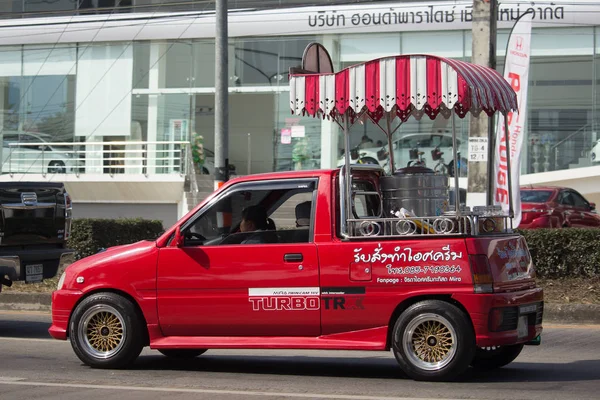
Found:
<box><xmin>147</xmin><ymin>42</ymin><xmax>167</xmax><ymax>175</ymax></box>
<box><xmin>320</xmin><ymin>36</ymin><xmax>340</xmax><ymax>169</ymax></box>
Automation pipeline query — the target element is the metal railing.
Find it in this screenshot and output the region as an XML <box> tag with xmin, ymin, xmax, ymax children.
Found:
<box><xmin>547</xmin><ymin>123</ymin><xmax>594</xmax><ymax>172</ymax></box>
<box><xmin>346</xmin><ymin>210</ymin><xmax>513</xmax><ymax>239</ymax></box>
<box><xmin>2</xmin><ymin>141</ymin><xmax>191</xmax><ymax>177</ymax></box>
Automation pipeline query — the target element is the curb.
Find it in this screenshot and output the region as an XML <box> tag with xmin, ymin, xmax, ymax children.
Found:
<box><xmin>1</xmin><ymin>292</ymin><xmax>600</xmax><ymax>325</ymax></box>
<box><xmin>0</xmin><ymin>292</ymin><xmax>52</xmax><ymax>312</ymax></box>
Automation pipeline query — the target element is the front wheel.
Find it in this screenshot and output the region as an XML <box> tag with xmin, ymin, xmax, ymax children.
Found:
<box><xmin>159</xmin><ymin>349</ymin><xmax>207</xmax><ymax>359</ymax></box>
<box><xmin>392</xmin><ymin>300</ymin><xmax>475</xmax><ymax>381</ymax></box>
<box><xmin>69</xmin><ymin>292</ymin><xmax>145</xmax><ymax>369</ymax></box>
<box><xmin>470</xmin><ymin>344</ymin><xmax>524</xmax><ymax>370</ymax></box>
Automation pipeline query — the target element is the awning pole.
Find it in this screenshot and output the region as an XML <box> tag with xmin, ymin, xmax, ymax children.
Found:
<box><xmin>504</xmin><ymin>113</ymin><xmax>514</xmax><ymax>218</ymax></box>
<box><xmin>451</xmin><ymin>110</ymin><xmax>460</xmax><ymax>215</ymax></box>
<box><xmin>343</xmin><ymin>113</ymin><xmax>353</xmax><ymax>231</ymax></box>
<box><xmin>385</xmin><ymin>112</ymin><xmax>395</xmax><ymax>174</ymax></box>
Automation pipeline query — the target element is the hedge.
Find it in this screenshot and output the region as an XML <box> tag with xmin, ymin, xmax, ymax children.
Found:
<box><xmin>518</xmin><ymin>228</ymin><xmax>600</xmax><ymax>279</ymax></box>
<box><xmin>67</xmin><ymin>218</ymin><xmax>164</xmax><ymax>260</ymax></box>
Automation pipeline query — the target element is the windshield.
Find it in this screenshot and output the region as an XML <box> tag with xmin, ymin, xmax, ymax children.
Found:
<box><xmin>520</xmin><ymin>190</ymin><xmax>554</xmax><ymax>203</ymax></box>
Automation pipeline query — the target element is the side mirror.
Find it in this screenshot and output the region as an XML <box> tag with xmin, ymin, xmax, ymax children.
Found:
<box><xmin>590</xmin><ymin>202</ymin><xmax>596</xmax><ymax>211</ymax></box>
<box><xmin>173</xmin><ymin>226</ymin><xmax>184</xmax><ymax>247</ymax></box>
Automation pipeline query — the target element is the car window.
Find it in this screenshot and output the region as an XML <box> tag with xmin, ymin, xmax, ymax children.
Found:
<box><xmin>269</xmin><ymin>191</ymin><xmax>313</xmax><ymax>230</ymax></box>
<box><xmin>351</xmin><ymin>180</ymin><xmax>381</xmax><ymax>218</ymax></box>
<box><xmin>570</xmin><ymin>191</ymin><xmax>589</xmax><ymax>209</ymax></box>
<box><xmin>558</xmin><ymin>191</ymin><xmax>575</xmax><ymax>206</ymax></box>
<box><xmin>520</xmin><ymin>190</ymin><xmax>553</xmax><ymax>203</ymax></box>
<box><xmin>183</xmin><ymin>182</ymin><xmax>316</xmax><ymax>246</ymax></box>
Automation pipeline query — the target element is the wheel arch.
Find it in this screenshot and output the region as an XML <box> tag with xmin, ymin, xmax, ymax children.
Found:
<box><xmin>67</xmin><ymin>288</ymin><xmax>150</xmax><ymax>346</ymax></box>
<box><xmin>385</xmin><ymin>294</ymin><xmax>475</xmax><ymax>350</ymax></box>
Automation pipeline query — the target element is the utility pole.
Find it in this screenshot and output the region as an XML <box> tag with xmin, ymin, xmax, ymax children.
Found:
<box><xmin>467</xmin><ymin>0</ymin><xmax>495</xmax><ymax>208</ymax></box>
<box><xmin>214</xmin><ymin>0</ymin><xmax>229</xmax><ymax>190</ymax></box>
<box><xmin>486</xmin><ymin>0</ymin><xmax>498</xmax><ymax>205</ymax></box>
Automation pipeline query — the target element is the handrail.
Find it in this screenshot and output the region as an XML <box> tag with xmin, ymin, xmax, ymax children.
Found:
<box><xmin>551</xmin><ymin>123</ymin><xmax>590</xmax><ymax>150</ymax></box>
<box><xmin>3</xmin><ymin>140</ymin><xmax>191</xmax><ymax>176</ymax></box>
<box><xmin>7</xmin><ymin>140</ymin><xmax>190</xmax><ymax>147</ymax></box>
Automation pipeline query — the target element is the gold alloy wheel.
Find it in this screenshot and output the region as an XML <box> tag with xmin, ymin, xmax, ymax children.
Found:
<box><xmin>78</xmin><ymin>305</ymin><xmax>127</xmax><ymax>359</ymax></box>
<box><xmin>402</xmin><ymin>313</ymin><xmax>457</xmax><ymax>371</ymax></box>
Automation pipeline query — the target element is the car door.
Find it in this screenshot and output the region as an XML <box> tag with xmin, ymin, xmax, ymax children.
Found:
<box><xmin>570</xmin><ymin>190</ymin><xmax>600</xmax><ymax>227</ymax></box>
<box><xmin>157</xmin><ymin>178</ymin><xmax>321</xmax><ymax>337</ymax></box>
<box><xmin>558</xmin><ymin>190</ymin><xmax>585</xmax><ymax>227</ymax></box>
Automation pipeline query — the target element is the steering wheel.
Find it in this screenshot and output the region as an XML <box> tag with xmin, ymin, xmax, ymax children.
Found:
<box><xmin>186</xmin><ymin>232</ymin><xmax>206</xmax><ymax>241</ymax></box>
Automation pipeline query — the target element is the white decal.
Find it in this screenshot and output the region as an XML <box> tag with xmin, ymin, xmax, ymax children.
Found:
<box><xmin>248</xmin><ymin>287</ymin><xmax>320</xmax><ymax>296</ymax></box>
<box><xmin>385</xmin><ymin>265</ymin><xmax>463</xmax><ymax>275</ymax></box>
<box><xmin>376</xmin><ymin>277</ymin><xmax>400</xmax><ymax>284</ymax></box>
<box><xmin>249</xmin><ymin>296</ymin><xmax>320</xmax><ymax>311</ymax></box>
<box><xmin>248</xmin><ymin>287</ymin><xmax>321</xmax><ymax>311</ymax></box>
<box><xmin>353</xmin><ymin>243</ymin><xmax>463</xmax><ymax>264</ymax></box>
<box><xmin>404</xmin><ymin>276</ymin><xmax>450</xmax><ymax>283</ymax></box>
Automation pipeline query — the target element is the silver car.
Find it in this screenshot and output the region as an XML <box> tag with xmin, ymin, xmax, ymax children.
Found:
<box><xmin>1</xmin><ymin>132</ymin><xmax>81</xmax><ymax>174</ymax></box>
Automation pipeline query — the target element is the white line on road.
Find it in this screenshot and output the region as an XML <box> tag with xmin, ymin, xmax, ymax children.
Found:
<box><xmin>0</xmin><ymin>379</ymin><xmax>462</xmax><ymax>400</ymax></box>
<box><xmin>0</xmin><ymin>337</ymin><xmax>59</xmax><ymax>343</ymax></box>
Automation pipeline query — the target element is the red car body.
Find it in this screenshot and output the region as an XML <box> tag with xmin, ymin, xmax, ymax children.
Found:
<box><xmin>50</xmin><ymin>169</ymin><xmax>543</xmax><ymax>380</ymax></box>
<box><xmin>519</xmin><ymin>186</ymin><xmax>600</xmax><ymax>229</ymax></box>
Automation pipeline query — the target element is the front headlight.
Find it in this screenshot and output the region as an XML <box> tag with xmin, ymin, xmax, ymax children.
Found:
<box><xmin>57</xmin><ymin>272</ymin><xmax>66</xmax><ymax>291</ymax></box>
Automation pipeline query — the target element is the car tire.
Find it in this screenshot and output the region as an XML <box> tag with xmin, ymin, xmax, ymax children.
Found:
<box><xmin>391</xmin><ymin>300</ymin><xmax>475</xmax><ymax>381</ymax></box>
<box><xmin>470</xmin><ymin>344</ymin><xmax>524</xmax><ymax>370</ymax></box>
<box><xmin>158</xmin><ymin>349</ymin><xmax>207</xmax><ymax>359</ymax></box>
<box><xmin>69</xmin><ymin>292</ymin><xmax>145</xmax><ymax>369</ymax></box>
<box><xmin>48</xmin><ymin>160</ymin><xmax>66</xmax><ymax>174</ymax></box>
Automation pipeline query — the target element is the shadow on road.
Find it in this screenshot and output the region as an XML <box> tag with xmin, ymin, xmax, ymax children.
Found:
<box><xmin>0</xmin><ymin>319</ymin><xmax>51</xmax><ymax>339</ymax></box>
<box><xmin>133</xmin><ymin>354</ymin><xmax>600</xmax><ymax>382</ymax></box>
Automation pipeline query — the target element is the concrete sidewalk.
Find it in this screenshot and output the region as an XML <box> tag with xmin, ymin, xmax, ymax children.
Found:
<box><xmin>1</xmin><ymin>292</ymin><xmax>599</xmax><ymax>325</ymax></box>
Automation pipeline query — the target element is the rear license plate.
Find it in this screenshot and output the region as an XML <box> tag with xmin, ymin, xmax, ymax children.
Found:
<box><xmin>25</xmin><ymin>264</ymin><xmax>43</xmax><ymax>283</ymax></box>
<box><xmin>517</xmin><ymin>315</ymin><xmax>529</xmax><ymax>339</ymax></box>
<box><xmin>519</xmin><ymin>304</ymin><xmax>537</xmax><ymax>314</ymax></box>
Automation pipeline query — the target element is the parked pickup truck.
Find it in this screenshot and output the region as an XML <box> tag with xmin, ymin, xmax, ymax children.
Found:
<box><xmin>0</xmin><ymin>182</ymin><xmax>74</xmax><ymax>291</ymax></box>
<box><xmin>49</xmin><ymin>168</ymin><xmax>543</xmax><ymax>381</ymax></box>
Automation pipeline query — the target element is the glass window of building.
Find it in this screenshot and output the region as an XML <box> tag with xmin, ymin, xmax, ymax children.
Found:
<box><xmin>340</xmin><ymin>33</ymin><xmax>400</xmax><ymax>63</ymax></box>
<box><xmin>233</xmin><ymin>37</ymin><xmax>314</xmax><ymax>87</ymax></box>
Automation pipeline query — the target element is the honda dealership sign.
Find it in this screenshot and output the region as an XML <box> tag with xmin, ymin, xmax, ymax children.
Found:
<box><xmin>493</xmin><ymin>11</ymin><xmax>534</xmax><ymax>227</ymax></box>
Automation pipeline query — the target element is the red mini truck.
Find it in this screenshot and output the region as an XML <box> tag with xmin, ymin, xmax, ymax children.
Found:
<box><xmin>50</xmin><ymin>46</ymin><xmax>543</xmax><ymax>382</ymax></box>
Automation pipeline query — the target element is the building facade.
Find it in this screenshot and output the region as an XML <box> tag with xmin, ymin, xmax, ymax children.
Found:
<box><xmin>0</xmin><ymin>0</ymin><xmax>599</xmax><ymax>227</ymax></box>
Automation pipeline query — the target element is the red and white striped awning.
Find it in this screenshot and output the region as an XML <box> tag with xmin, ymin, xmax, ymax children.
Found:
<box><xmin>289</xmin><ymin>54</ymin><xmax>518</xmax><ymax>123</ymax></box>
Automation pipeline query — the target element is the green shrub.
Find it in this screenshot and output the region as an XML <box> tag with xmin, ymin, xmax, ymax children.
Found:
<box><xmin>67</xmin><ymin>218</ymin><xmax>164</xmax><ymax>260</ymax></box>
<box><xmin>518</xmin><ymin>228</ymin><xmax>600</xmax><ymax>279</ymax></box>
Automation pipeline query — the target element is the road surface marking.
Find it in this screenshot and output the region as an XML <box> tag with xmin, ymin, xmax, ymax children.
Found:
<box><xmin>0</xmin><ymin>310</ymin><xmax>50</xmax><ymax>316</ymax></box>
<box><xmin>0</xmin><ymin>337</ymin><xmax>59</xmax><ymax>343</ymax></box>
<box><xmin>0</xmin><ymin>379</ymin><xmax>462</xmax><ymax>400</ymax></box>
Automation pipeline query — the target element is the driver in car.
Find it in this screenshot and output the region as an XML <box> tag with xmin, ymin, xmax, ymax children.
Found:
<box><xmin>240</xmin><ymin>205</ymin><xmax>277</xmax><ymax>244</ymax></box>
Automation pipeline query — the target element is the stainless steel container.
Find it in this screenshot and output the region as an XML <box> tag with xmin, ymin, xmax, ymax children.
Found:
<box><xmin>380</xmin><ymin>166</ymin><xmax>449</xmax><ymax>217</ymax></box>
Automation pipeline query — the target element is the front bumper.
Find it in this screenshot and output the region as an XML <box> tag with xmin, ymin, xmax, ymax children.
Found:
<box><xmin>453</xmin><ymin>287</ymin><xmax>544</xmax><ymax>347</ymax></box>
<box><xmin>48</xmin><ymin>289</ymin><xmax>83</xmax><ymax>340</ymax></box>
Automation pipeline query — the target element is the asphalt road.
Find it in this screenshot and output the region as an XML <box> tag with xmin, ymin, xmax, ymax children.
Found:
<box><xmin>0</xmin><ymin>311</ymin><xmax>599</xmax><ymax>400</ymax></box>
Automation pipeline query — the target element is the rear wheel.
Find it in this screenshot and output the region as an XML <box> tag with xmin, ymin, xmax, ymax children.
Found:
<box><xmin>470</xmin><ymin>344</ymin><xmax>524</xmax><ymax>370</ymax></box>
<box><xmin>69</xmin><ymin>292</ymin><xmax>144</xmax><ymax>369</ymax></box>
<box><xmin>391</xmin><ymin>300</ymin><xmax>475</xmax><ymax>381</ymax></box>
<box><xmin>158</xmin><ymin>349</ymin><xmax>207</xmax><ymax>359</ymax></box>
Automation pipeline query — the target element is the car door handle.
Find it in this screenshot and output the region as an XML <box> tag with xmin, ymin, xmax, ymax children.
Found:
<box><xmin>284</xmin><ymin>253</ymin><xmax>303</xmax><ymax>262</ymax></box>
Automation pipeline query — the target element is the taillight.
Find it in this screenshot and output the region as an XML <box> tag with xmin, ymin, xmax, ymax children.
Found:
<box><xmin>64</xmin><ymin>193</ymin><xmax>72</xmax><ymax>240</ymax></box>
<box><xmin>469</xmin><ymin>254</ymin><xmax>493</xmax><ymax>293</ymax></box>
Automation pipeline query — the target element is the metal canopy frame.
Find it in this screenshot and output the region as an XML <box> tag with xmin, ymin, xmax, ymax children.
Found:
<box><xmin>290</xmin><ymin>51</ymin><xmax>518</xmax><ymax>239</ymax></box>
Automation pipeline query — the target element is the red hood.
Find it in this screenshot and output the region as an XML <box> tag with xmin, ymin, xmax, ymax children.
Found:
<box><xmin>65</xmin><ymin>240</ymin><xmax>156</xmax><ymax>276</ymax></box>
